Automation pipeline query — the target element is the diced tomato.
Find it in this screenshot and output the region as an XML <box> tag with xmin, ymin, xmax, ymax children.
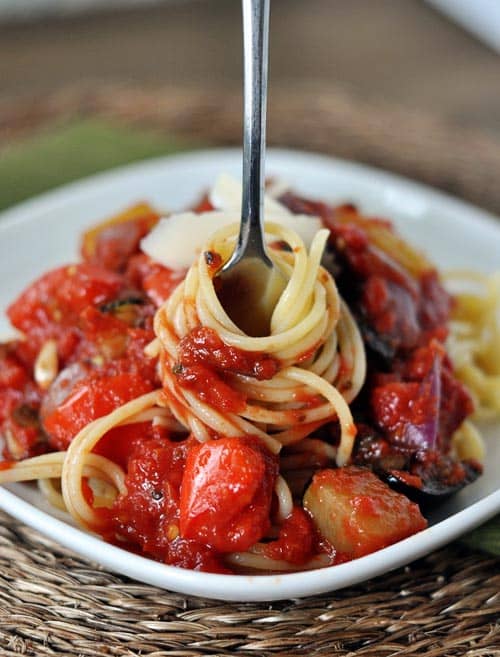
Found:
<box><xmin>7</xmin><ymin>264</ymin><xmax>123</xmax><ymax>365</ymax></box>
<box><xmin>371</xmin><ymin>382</ymin><xmax>421</xmax><ymax>441</ymax></box>
<box><xmin>0</xmin><ymin>345</ymin><xmax>46</xmax><ymax>460</ymax></box>
<box><xmin>125</xmin><ymin>253</ymin><xmax>152</xmax><ymax>289</ymax></box>
<box><xmin>127</xmin><ymin>329</ymin><xmax>158</xmax><ymax>377</ymax></box>
<box><xmin>174</xmin><ymin>327</ymin><xmax>279</xmax><ymax>413</ymax></box>
<box><xmin>371</xmin><ymin>340</ymin><xmax>473</xmax><ymax>453</ymax></box>
<box><xmin>173</xmin><ymin>363</ymin><xmax>247</xmax><ymax>413</ymax></box>
<box><xmin>111</xmin><ymin>435</ymin><xmax>227</xmax><ymax>571</ymax></box>
<box><xmin>125</xmin><ymin>254</ymin><xmax>185</xmax><ymax>306</ymax></box>
<box><xmin>0</xmin><ymin>388</ymin><xmax>45</xmax><ymax>460</ymax></box>
<box><xmin>112</xmin><ymin>436</ymin><xmax>187</xmax><ymax>553</ymax></box>
<box><xmin>179</xmin><ymin>436</ymin><xmax>278</xmax><ymax>553</ymax></box>
<box><xmin>402</xmin><ymin>342</ymin><xmax>444</xmax><ymax>381</ymax></box>
<box><xmin>262</xmin><ymin>507</ymin><xmax>315</xmax><ymax>565</ymax></box>
<box><xmin>163</xmin><ymin>536</ymin><xmax>229</xmax><ymax>573</ymax></box>
<box><xmin>42</xmin><ymin>372</ymin><xmax>154</xmax><ymax>450</ymax></box>
<box><xmin>78</xmin><ymin>306</ymin><xmax>130</xmax><ymax>361</ymax></box>
<box><xmin>142</xmin><ymin>268</ymin><xmax>186</xmax><ymax>307</ymax></box>
<box><xmin>8</xmin><ymin>264</ymin><xmax>122</xmax><ymax>328</ymax></box>
<box><xmin>173</xmin><ymin>326</ymin><xmax>279</xmax><ymax>415</ymax></box>
<box><xmin>93</xmin><ymin>422</ymin><xmax>158</xmax><ymax>470</ymax></box>
<box><xmin>178</xmin><ymin>327</ymin><xmax>279</xmax><ymax>379</ymax></box>
<box><xmin>0</xmin><ymin>351</ymin><xmax>29</xmax><ymax>390</ymax></box>
<box><xmin>76</xmin><ymin>307</ymin><xmax>157</xmax><ymax>378</ymax></box>
<box><xmin>303</xmin><ymin>467</ymin><xmax>427</xmax><ymax>559</ymax></box>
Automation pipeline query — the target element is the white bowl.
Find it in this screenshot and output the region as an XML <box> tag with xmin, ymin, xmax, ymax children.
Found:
<box><xmin>0</xmin><ymin>148</ymin><xmax>498</xmax><ymax>601</ymax></box>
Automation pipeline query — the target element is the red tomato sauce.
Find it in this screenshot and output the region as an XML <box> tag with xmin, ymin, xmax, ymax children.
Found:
<box><xmin>262</xmin><ymin>507</ymin><xmax>316</xmax><ymax>565</ymax></box>
<box><xmin>178</xmin><ymin>326</ymin><xmax>279</xmax><ymax>379</ymax></box>
<box><xmin>281</xmin><ymin>191</ymin><xmax>481</xmax><ymax>493</ymax></box>
<box><xmin>171</xmin><ymin>326</ymin><xmax>280</xmax><ymax>413</ymax></box>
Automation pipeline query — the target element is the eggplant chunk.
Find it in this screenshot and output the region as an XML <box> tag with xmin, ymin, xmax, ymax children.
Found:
<box><xmin>303</xmin><ymin>466</ymin><xmax>427</xmax><ymax>559</ymax></box>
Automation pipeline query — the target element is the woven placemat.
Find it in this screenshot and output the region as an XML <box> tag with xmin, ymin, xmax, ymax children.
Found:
<box><xmin>2</xmin><ymin>82</ymin><xmax>500</xmax><ymax>216</ymax></box>
<box><xmin>1</xmin><ymin>510</ymin><xmax>499</xmax><ymax>657</ymax></box>
<box><xmin>0</xmin><ymin>83</ymin><xmax>499</xmax><ymax>656</ymax></box>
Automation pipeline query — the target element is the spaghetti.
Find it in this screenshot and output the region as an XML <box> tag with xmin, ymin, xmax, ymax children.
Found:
<box><xmin>446</xmin><ymin>271</ymin><xmax>500</xmax><ymax>420</ymax></box>
<box><xmin>154</xmin><ymin>223</ymin><xmax>365</xmax><ymax>465</ymax></box>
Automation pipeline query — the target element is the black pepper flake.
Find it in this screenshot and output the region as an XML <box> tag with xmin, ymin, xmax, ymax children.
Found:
<box><xmin>99</xmin><ymin>297</ymin><xmax>144</xmax><ymax>313</ymax></box>
<box><xmin>172</xmin><ymin>363</ymin><xmax>184</xmax><ymax>375</ymax></box>
<box><xmin>151</xmin><ymin>490</ymin><xmax>163</xmax><ymax>501</ymax></box>
<box><xmin>204</xmin><ymin>251</ymin><xmax>216</xmax><ymax>265</ymax></box>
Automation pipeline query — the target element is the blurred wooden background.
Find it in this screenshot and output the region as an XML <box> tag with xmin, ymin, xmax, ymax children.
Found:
<box><xmin>1</xmin><ymin>0</ymin><xmax>499</xmax><ymax>136</ymax></box>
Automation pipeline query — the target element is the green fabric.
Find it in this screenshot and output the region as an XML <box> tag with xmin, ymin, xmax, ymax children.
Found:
<box><xmin>0</xmin><ymin>118</ymin><xmax>197</xmax><ymax>212</ymax></box>
<box><xmin>0</xmin><ymin>118</ymin><xmax>498</xmax><ymax>557</ymax></box>
<box><xmin>460</xmin><ymin>515</ymin><xmax>500</xmax><ymax>556</ymax></box>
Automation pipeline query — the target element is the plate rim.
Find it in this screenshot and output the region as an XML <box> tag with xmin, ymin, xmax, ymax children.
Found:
<box><xmin>1</xmin><ymin>483</ymin><xmax>498</xmax><ymax>602</ymax></box>
<box><xmin>1</xmin><ymin>146</ymin><xmax>500</xmax><ymax>232</ymax></box>
<box><xmin>0</xmin><ymin>146</ymin><xmax>499</xmax><ymax>602</ymax></box>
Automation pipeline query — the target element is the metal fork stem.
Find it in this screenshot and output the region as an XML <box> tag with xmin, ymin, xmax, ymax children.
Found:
<box><xmin>222</xmin><ymin>0</ymin><xmax>272</xmax><ymax>270</ymax></box>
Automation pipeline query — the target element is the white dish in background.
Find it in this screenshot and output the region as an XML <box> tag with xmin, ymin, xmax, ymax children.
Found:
<box><xmin>0</xmin><ymin>148</ymin><xmax>498</xmax><ymax>602</ymax></box>
<box><xmin>426</xmin><ymin>0</ymin><xmax>500</xmax><ymax>53</ymax></box>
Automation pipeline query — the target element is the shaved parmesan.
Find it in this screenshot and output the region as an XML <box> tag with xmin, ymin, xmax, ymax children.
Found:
<box><xmin>210</xmin><ymin>173</ymin><xmax>291</xmax><ymax>217</ymax></box>
<box><xmin>141</xmin><ymin>210</ymin><xmax>323</xmax><ymax>270</ymax></box>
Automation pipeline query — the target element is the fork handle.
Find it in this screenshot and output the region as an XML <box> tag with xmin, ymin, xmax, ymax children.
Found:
<box><xmin>239</xmin><ymin>0</ymin><xmax>272</xmax><ymax>264</ymax></box>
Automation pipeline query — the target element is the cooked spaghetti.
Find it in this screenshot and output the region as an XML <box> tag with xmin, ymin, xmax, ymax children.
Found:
<box><xmin>446</xmin><ymin>271</ymin><xmax>500</xmax><ymax>420</ymax></box>
<box><xmin>154</xmin><ymin>223</ymin><xmax>365</xmax><ymax>462</ymax></box>
<box><xmin>0</xmin><ymin>179</ymin><xmax>489</xmax><ymax>574</ymax></box>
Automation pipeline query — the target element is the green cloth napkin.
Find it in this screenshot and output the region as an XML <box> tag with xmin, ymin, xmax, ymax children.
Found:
<box><xmin>0</xmin><ymin>118</ymin><xmax>197</xmax><ymax>212</ymax></box>
<box><xmin>0</xmin><ymin>118</ymin><xmax>498</xmax><ymax>557</ymax></box>
<box><xmin>460</xmin><ymin>516</ymin><xmax>499</xmax><ymax>556</ymax></box>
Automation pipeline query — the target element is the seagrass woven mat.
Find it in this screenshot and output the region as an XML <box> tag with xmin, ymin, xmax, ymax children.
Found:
<box><xmin>0</xmin><ymin>83</ymin><xmax>499</xmax><ymax>656</ymax></box>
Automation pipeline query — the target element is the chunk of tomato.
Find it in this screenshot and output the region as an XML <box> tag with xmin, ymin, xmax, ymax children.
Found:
<box><xmin>173</xmin><ymin>363</ymin><xmax>247</xmax><ymax>414</ymax></box>
<box><xmin>0</xmin><ymin>346</ymin><xmax>45</xmax><ymax>460</ymax></box>
<box><xmin>178</xmin><ymin>327</ymin><xmax>279</xmax><ymax>380</ymax></box>
<box><xmin>9</xmin><ymin>264</ymin><xmax>122</xmax><ymax>330</ymax></box>
<box><xmin>111</xmin><ymin>435</ymin><xmax>187</xmax><ymax>555</ymax></box>
<box><xmin>179</xmin><ymin>436</ymin><xmax>278</xmax><ymax>553</ymax></box>
<box><xmin>262</xmin><ymin>507</ymin><xmax>315</xmax><ymax>565</ymax></box>
<box><xmin>111</xmin><ymin>435</ymin><xmax>227</xmax><ymax>572</ymax></box>
<box><xmin>0</xmin><ymin>350</ymin><xmax>29</xmax><ymax>390</ymax></box>
<box><xmin>92</xmin><ymin>221</ymin><xmax>147</xmax><ymax>273</ymax></box>
<box><xmin>7</xmin><ymin>264</ymin><xmax>123</xmax><ymax>364</ymax></box>
<box><xmin>126</xmin><ymin>254</ymin><xmax>185</xmax><ymax>306</ymax></box>
<box><xmin>42</xmin><ymin>372</ymin><xmax>153</xmax><ymax>450</ymax></box>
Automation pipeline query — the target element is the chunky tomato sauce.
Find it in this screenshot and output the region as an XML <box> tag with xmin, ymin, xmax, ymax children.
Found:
<box><xmin>0</xmin><ymin>194</ymin><xmax>481</xmax><ymax>572</ymax></box>
<box><xmin>171</xmin><ymin>326</ymin><xmax>279</xmax><ymax>414</ymax></box>
<box><xmin>280</xmin><ymin>192</ymin><xmax>481</xmax><ymax>496</ymax></box>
